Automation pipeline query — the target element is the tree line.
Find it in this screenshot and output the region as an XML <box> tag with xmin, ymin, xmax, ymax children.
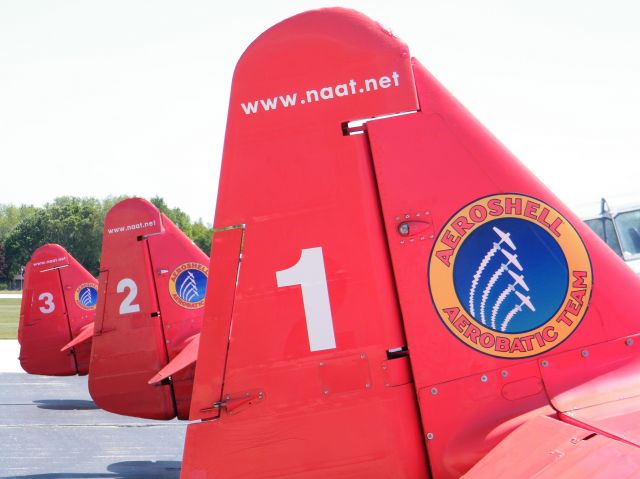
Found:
<box><xmin>0</xmin><ymin>196</ymin><xmax>213</xmax><ymax>289</ymax></box>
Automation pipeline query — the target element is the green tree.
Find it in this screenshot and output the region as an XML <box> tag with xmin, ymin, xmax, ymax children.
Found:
<box><xmin>149</xmin><ymin>196</ymin><xmax>212</xmax><ymax>254</ymax></box>
<box><xmin>150</xmin><ymin>196</ymin><xmax>194</xmax><ymax>237</ymax></box>
<box><xmin>0</xmin><ymin>204</ymin><xmax>37</xmax><ymax>243</ymax></box>
<box><xmin>2</xmin><ymin>195</ymin><xmax>211</xmax><ymax>278</ymax></box>
<box><xmin>191</xmin><ymin>220</ymin><xmax>213</xmax><ymax>255</ymax></box>
<box><xmin>4</xmin><ymin>197</ymin><xmax>104</xmax><ymax>277</ymax></box>
<box><xmin>101</xmin><ymin>195</ymin><xmax>130</xmax><ymax>217</ymax></box>
<box><xmin>0</xmin><ymin>243</ymin><xmax>6</xmax><ymax>282</ymax></box>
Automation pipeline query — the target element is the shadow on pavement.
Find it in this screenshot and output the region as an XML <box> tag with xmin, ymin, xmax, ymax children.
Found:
<box><xmin>2</xmin><ymin>460</ymin><xmax>181</xmax><ymax>479</ymax></box>
<box><xmin>33</xmin><ymin>399</ymin><xmax>99</xmax><ymax>411</ymax></box>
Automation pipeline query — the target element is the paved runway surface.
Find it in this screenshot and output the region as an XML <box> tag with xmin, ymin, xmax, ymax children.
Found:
<box><xmin>0</xmin><ymin>373</ymin><xmax>187</xmax><ymax>479</ymax></box>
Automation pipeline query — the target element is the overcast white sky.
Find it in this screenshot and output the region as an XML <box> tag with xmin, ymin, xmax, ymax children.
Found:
<box><xmin>1</xmin><ymin>1</ymin><xmax>639</xmax><ymax>223</ymax></box>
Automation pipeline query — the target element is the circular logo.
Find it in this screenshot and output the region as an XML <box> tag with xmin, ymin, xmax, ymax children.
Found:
<box><xmin>429</xmin><ymin>194</ymin><xmax>592</xmax><ymax>359</ymax></box>
<box><xmin>168</xmin><ymin>262</ymin><xmax>208</xmax><ymax>309</ymax></box>
<box><xmin>74</xmin><ymin>283</ymin><xmax>98</xmax><ymax>311</ymax></box>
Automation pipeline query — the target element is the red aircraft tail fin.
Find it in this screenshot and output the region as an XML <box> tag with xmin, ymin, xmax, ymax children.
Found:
<box><xmin>88</xmin><ymin>198</ymin><xmax>207</xmax><ymax>419</ymax></box>
<box><xmin>184</xmin><ymin>8</ymin><xmax>427</xmax><ymax>477</ymax></box>
<box><xmin>18</xmin><ymin>244</ymin><xmax>97</xmax><ymax>375</ymax></box>
<box><xmin>182</xmin><ymin>7</ymin><xmax>640</xmax><ymax>478</ymax></box>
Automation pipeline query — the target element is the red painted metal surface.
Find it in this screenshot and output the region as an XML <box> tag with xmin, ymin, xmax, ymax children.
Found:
<box><xmin>60</xmin><ymin>322</ymin><xmax>94</xmax><ymax>352</ymax></box>
<box><xmin>88</xmin><ymin>198</ymin><xmax>208</xmax><ymax>419</ymax></box>
<box><xmin>561</xmin><ymin>397</ymin><xmax>640</xmax><ymax>448</ymax></box>
<box><xmin>540</xmin><ymin>335</ymin><xmax>640</xmax><ymax>413</ymax></box>
<box><xmin>188</xmin><ymin>226</ymin><xmax>243</xmax><ymax>421</ymax></box>
<box><xmin>183</xmin><ymin>8</ymin><xmax>427</xmax><ymax>478</ymax></box>
<box><xmin>145</xmin><ymin>210</ymin><xmax>209</xmax><ymax>418</ymax></box>
<box><xmin>18</xmin><ymin>244</ymin><xmax>96</xmax><ymax>376</ymax></box>
<box><xmin>540</xmin><ymin>336</ymin><xmax>640</xmax><ymax>447</ymax></box>
<box><xmin>148</xmin><ymin>333</ymin><xmax>199</xmax><ymax>385</ymax></box>
<box><xmin>363</xmin><ymin>60</ymin><xmax>640</xmax><ymax>476</ymax></box>
<box><xmin>464</xmin><ymin>415</ymin><xmax>640</xmax><ymax>478</ymax></box>
<box><xmin>418</xmin><ymin>363</ymin><xmax>555</xmax><ymax>476</ymax></box>
<box><xmin>182</xmin><ymin>7</ymin><xmax>640</xmax><ymax>478</ymax></box>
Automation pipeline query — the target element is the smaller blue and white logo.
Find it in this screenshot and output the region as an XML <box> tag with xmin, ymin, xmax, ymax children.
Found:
<box><xmin>169</xmin><ymin>263</ymin><xmax>208</xmax><ymax>309</ymax></box>
<box><xmin>75</xmin><ymin>283</ymin><xmax>98</xmax><ymax>311</ymax></box>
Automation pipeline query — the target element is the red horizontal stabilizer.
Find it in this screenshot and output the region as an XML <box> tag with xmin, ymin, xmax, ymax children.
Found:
<box><xmin>533</xmin><ymin>334</ymin><xmax>640</xmax><ymax>446</ymax></box>
<box><xmin>61</xmin><ymin>322</ymin><xmax>95</xmax><ymax>352</ymax></box>
<box><xmin>18</xmin><ymin>244</ymin><xmax>97</xmax><ymax>376</ymax></box>
<box><xmin>148</xmin><ymin>333</ymin><xmax>199</xmax><ymax>385</ymax></box>
<box><xmin>464</xmin><ymin>416</ymin><xmax>640</xmax><ymax>478</ymax></box>
<box><xmin>561</xmin><ymin>396</ymin><xmax>640</xmax><ymax>448</ymax></box>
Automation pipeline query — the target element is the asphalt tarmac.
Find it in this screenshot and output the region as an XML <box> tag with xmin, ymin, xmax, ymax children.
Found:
<box><xmin>0</xmin><ymin>371</ymin><xmax>187</xmax><ymax>479</ymax></box>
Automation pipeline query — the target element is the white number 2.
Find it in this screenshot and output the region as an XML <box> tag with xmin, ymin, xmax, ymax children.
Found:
<box><xmin>117</xmin><ymin>278</ymin><xmax>141</xmax><ymax>314</ymax></box>
<box><xmin>38</xmin><ymin>292</ymin><xmax>55</xmax><ymax>314</ymax></box>
<box><xmin>276</xmin><ymin>247</ymin><xmax>336</xmax><ymax>352</ymax></box>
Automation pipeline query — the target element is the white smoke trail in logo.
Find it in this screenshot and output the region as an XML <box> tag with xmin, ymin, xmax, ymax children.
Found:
<box><xmin>469</xmin><ymin>227</ymin><xmax>516</xmax><ymax>317</ymax></box>
<box><xmin>80</xmin><ymin>288</ymin><xmax>94</xmax><ymax>306</ymax></box>
<box><xmin>178</xmin><ymin>272</ymin><xmax>199</xmax><ymax>302</ymax></box>
<box><xmin>500</xmin><ymin>291</ymin><xmax>536</xmax><ymax>332</ymax></box>
<box><xmin>479</xmin><ymin>249</ymin><xmax>523</xmax><ymax>325</ymax></box>
<box><xmin>489</xmin><ymin>269</ymin><xmax>529</xmax><ymax>329</ymax></box>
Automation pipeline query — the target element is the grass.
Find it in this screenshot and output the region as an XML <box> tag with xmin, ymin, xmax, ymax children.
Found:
<box><xmin>0</xmin><ymin>298</ymin><xmax>20</xmax><ymax>339</ymax></box>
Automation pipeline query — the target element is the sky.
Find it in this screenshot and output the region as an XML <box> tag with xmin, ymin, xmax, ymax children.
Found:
<box><xmin>1</xmin><ymin>0</ymin><xmax>639</xmax><ymax>223</ymax></box>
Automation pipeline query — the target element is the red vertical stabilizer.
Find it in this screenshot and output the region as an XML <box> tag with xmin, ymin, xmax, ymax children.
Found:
<box><xmin>88</xmin><ymin>198</ymin><xmax>208</xmax><ymax>419</ymax></box>
<box><xmin>183</xmin><ymin>7</ymin><xmax>640</xmax><ymax>479</ymax></box>
<box><xmin>184</xmin><ymin>8</ymin><xmax>427</xmax><ymax>478</ymax></box>
<box><xmin>18</xmin><ymin>244</ymin><xmax>97</xmax><ymax>375</ymax></box>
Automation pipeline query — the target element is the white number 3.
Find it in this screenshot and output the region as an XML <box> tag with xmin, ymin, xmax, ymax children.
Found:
<box><xmin>276</xmin><ymin>247</ymin><xmax>336</xmax><ymax>352</ymax></box>
<box><xmin>38</xmin><ymin>292</ymin><xmax>55</xmax><ymax>314</ymax></box>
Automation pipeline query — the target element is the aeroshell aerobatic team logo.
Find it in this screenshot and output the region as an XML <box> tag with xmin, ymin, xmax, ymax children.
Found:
<box><xmin>429</xmin><ymin>194</ymin><xmax>592</xmax><ymax>359</ymax></box>
<box><xmin>74</xmin><ymin>283</ymin><xmax>98</xmax><ymax>311</ymax></box>
<box><xmin>168</xmin><ymin>262</ymin><xmax>209</xmax><ymax>309</ymax></box>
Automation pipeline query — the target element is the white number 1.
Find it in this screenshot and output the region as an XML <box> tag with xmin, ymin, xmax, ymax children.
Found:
<box><xmin>276</xmin><ymin>247</ymin><xmax>336</xmax><ymax>352</ymax></box>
